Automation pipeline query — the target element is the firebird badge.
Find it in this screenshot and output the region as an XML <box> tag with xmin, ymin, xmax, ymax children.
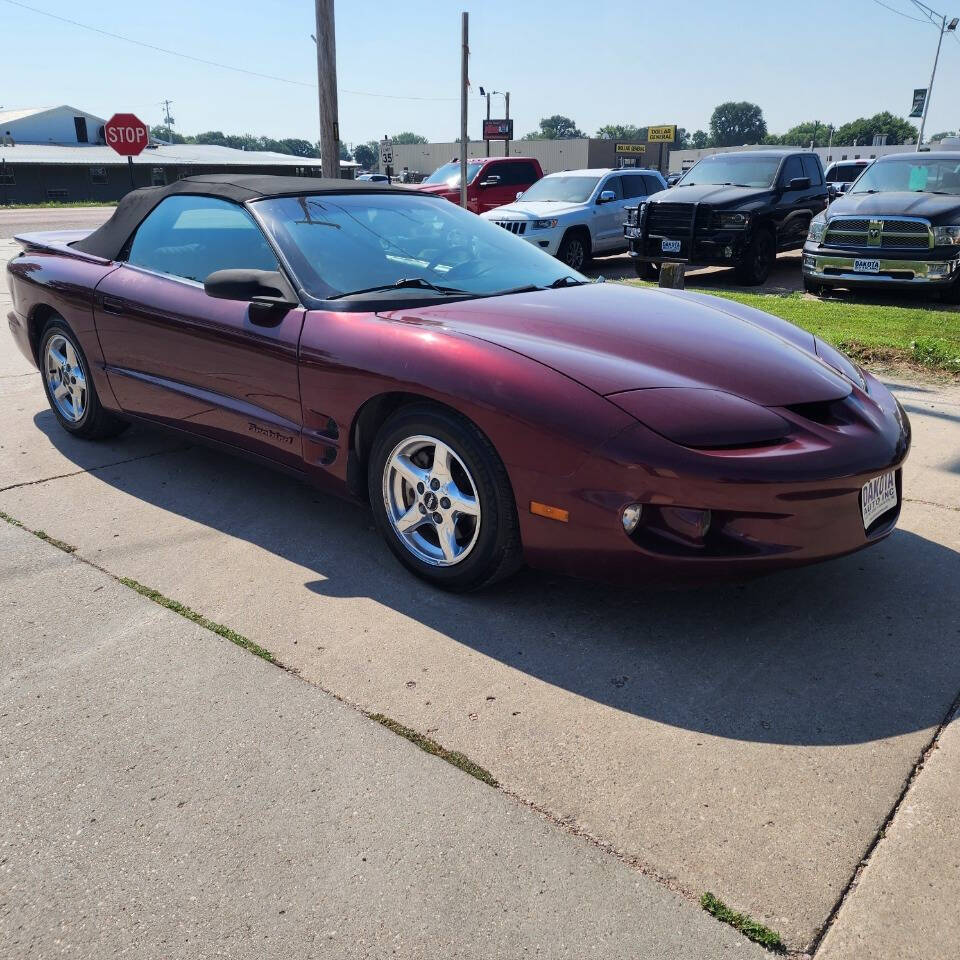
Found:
<box><xmin>248</xmin><ymin>422</ymin><xmax>295</xmax><ymax>445</ymax></box>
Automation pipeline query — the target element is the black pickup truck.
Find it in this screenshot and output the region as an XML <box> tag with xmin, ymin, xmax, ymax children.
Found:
<box><xmin>625</xmin><ymin>149</ymin><xmax>828</xmax><ymax>284</ymax></box>
<box><xmin>803</xmin><ymin>151</ymin><xmax>960</xmax><ymax>302</ymax></box>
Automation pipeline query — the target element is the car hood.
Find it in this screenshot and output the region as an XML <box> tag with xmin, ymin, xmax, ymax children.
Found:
<box><xmin>651</xmin><ymin>183</ymin><xmax>772</xmax><ymax>208</ymax></box>
<box><xmin>382</xmin><ymin>283</ymin><xmax>850</xmax><ymax>406</ymax></box>
<box><xmin>414</xmin><ymin>182</ymin><xmax>460</xmax><ymax>198</ymax></box>
<box><xmin>482</xmin><ymin>201</ymin><xmax>584</xmax><ymax>219</ymax></box>
<box><xmin>827</xmin><ymin>190</ymin><xmax>960</xmax><ymax>222</ymax></box>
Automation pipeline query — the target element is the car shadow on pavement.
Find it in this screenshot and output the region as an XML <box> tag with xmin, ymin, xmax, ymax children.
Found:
<box><xmin>35</xmin><ymin>411</ymin><xmax>960</xmax><ymax>750</ymax></box>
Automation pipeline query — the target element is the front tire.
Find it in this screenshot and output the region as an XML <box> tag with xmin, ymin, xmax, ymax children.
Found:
<box><xmin>39</xmin><ymin>317</ymin><xmax>128</xmax><ymax>440</ymax></box>
<box><xmin>368</xmin><ymin>404</ymin><xmax>522</xmax><ymax>591</ymax></box>
<box><xmin>735</xmin><ymin>228</ymin><xmax>776</xmax><ymax>285</ymax></box>
<box><xmin>557</xmin><ymin>230</ymin><xmax>591</xmax><ymax>271</ymax></box>
<box><xmin>635</xmin><ymin>260</ymin><xmax>660</xmax><ymax>281</ymax></box>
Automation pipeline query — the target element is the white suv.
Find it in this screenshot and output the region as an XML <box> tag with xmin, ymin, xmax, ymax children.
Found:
<box><xmin>481</xmin><ymin>168</ymin><xmax>667</xmax><ymax>270</ymax></box>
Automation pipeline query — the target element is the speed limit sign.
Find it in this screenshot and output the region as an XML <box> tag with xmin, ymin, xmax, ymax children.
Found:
<box><xmin>379</xmin><ymin>138</ymin><xmax>394</xmax><ymax>165</ymax></box>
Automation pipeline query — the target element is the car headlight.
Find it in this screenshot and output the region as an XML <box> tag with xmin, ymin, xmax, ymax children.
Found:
<box><xmin>807</xmin><ymin>213</ymin><xmax>827</xmax><ymax>244</ymax></box>
<box><xmin>531</xmin><ymin>218</ymin><xmax>558</xmax><ymax>230</ymax></box>
<box><xmin>718</xmin><ymin>211</ymin><xmax>751</xmax><ymax>229</ymax></box>
<box><xmin>933</xmin><ymin>224</ymin><xmax>960</xmax><ymax>246</ymax></box>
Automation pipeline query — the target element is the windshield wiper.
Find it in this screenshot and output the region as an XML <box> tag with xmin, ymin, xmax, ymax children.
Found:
<box><xmin>549</xmin><ymin>276</ymin><xmax>586</xmax><ymax>288</ymax></box>
<box><xmin>490</xmin><ymin>276</ymin><xmax>587</xmax><ymax>297</ymax></box>
<box><xmin>330</xmin><ymin>277</ymin><xmax>473</xmax><ymax>300</ymax></box>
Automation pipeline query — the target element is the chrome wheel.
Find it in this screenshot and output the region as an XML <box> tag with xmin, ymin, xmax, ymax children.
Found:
<box><xmin>382</xmin><ymin>434</ymin><xmax>481</xmax><ymax>567</ymax></box>
<box><xmin>562</xmin><ymin>238</ymin><xmax>585</xmax><ymax>270</ymax></box>
<box><xmin>45</xmin><ymin>333</ymin><xmax>86</xmax><ymax>423</ymax></box>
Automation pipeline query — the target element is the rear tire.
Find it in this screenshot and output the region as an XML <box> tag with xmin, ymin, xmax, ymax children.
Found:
<box><xmin>735</xmin><ymin>228</ymin><xmax>776</xmax><ymax>285</ymax></box>
<box><xmin>39</xmin><ymin>317</ymin><xmax>128</xmax><ymax>441</ymax></box>
<box><xmin>367</xmin><ymin>403</ymin><xmax>522</xmax><ymax>591</ymax></box>
<box><xmin>557</xmin><ymin>230</ymin><xmax>591</xmax><ymax>271</ymax></box>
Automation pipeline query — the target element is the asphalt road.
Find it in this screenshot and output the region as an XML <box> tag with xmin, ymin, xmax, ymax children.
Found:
<box><xmin>2</xmin><ymin>210</ymin><xmax>960</xmax><ymax>958</ymax></box>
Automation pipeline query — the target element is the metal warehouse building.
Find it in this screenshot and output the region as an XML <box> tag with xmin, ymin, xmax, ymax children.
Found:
<box><xmin>0</xmin><ymin>105</ymin><xmax>354</xmax><ymax>205</ymax></box>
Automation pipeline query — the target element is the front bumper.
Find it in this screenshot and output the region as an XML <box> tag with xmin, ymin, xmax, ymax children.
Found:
<box><xmin>625</xmin><ymin>224</ymin><xmax>749</xmax><ymax>267</ymax></box>
<box><xmin>516</xmin><ymin>371</ymin><xmax>911</xmax><ymax>583</ymax></box>
<box><xmin>803</xmin><ymin>244</ymin><xmax>960</xmax><ymax>287</ymax></box>
<box><xmin>488</xmin><ymin>220</ymin><xmax>563</xmax><ymax>256</ymax></box>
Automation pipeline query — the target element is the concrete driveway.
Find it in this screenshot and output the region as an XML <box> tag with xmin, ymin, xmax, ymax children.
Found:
<box><xmin>2</xmin><ymin>214</ymin><xmax>960</xmax><ymax>956</ymax></box>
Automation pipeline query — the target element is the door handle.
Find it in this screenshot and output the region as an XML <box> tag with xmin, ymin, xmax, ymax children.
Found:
<box><xmin>100</xmin><ymin>295</ymin><xmax>126</xmax><ymax>315</ymax></box>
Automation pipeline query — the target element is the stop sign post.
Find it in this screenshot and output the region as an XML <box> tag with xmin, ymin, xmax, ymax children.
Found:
<box><xmin>104</xmin><ymin>113</ymin><xmax>150</xmax><ymax>188</ymax></box>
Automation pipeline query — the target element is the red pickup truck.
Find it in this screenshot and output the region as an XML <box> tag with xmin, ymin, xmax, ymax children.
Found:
<box><xmin>414</xmin><ymin>156</ymin><xmax>543</xmax><ymax>214</ymax></box>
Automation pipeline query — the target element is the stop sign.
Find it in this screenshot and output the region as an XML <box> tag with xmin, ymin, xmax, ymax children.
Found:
<box><xmin>104</xmin><ymin>113</ymin><xmax>150</xmax><ymax>157</ymax></box>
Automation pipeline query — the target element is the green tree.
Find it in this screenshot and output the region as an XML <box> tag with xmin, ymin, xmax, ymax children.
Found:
<box><xmin>390</xmin><ymin>131</ymin><xmax>428</xmax><ymax>144</ymax></box>
<box><xmin>150</xmin><ymin>124</ymin><xmax>188</xmax><ymax>144</ymax></box>
<box><xmin>690</xmin><ymin>129</ymin><xmax>710</xmax><ymax>149</ymax></box>
<box><xmin>595</xmin><ymin>123</ymin><xmax>647</xmax><ymax>140</ymax></box>
<box><xmin>353</xmin><ymin>141</ymin><xmax>379</xmax><ymax>169</ymax></box>
<box><xmin>709</xmin><ymin>102</ymin><xmax>767</xmax><ymax>147</ymax></box>
<box><xmin>775</xmin><ymin>121</ymin><xmax>833</xmax><ymax>147</ymax></box>
<box><xmin>928</xmin><ymin>130</ymin><xmax>957</xmax><ymax>142</ymax></box>
<box><xmin>522</xmin><ymin>115</ymin><xmax>585</xmax><ymax>140</ymax></box>
<box><xmin>833</xmin><ymin>112</ymin><xmax>917</xmax><ymax>146</ymax></box>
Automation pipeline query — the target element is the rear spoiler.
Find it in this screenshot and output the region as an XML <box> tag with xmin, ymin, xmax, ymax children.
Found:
<box><xmin>13</xmin><ymin>230</ymin><xmax>113</xmax><ymax>264</ymax></box>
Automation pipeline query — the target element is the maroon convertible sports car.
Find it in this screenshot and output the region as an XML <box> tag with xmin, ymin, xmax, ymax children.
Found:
<box><xmin>6</xmin><ymin>175</ymin><xmax>910</xmax><ymax>589</ymax></box>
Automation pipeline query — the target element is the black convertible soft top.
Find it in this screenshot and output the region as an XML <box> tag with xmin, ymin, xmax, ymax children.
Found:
<box><xmin>73</xmin><ymin>173</ymin><xmax>410</xmax><ymax>261</ymax></box>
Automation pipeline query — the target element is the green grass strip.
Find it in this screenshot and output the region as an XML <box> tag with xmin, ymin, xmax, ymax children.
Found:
<box><xmin>700</xmin><ymin>892</ymin><xmax>785</xmax><ymax>952</ymax></box>
<box><xmin>118</xmin><ymin>576</ymin><xmax>276</xmax><ymax>663</ymax></box>
<box><xmin>32</xmin><ymin>529</ymin><xmax>77</xmax><ymax>553</ymax></box>
<box><xmin>368</xmin><ymin>713</ymin><xmax>499</xmax><ymax>788</ymax></box>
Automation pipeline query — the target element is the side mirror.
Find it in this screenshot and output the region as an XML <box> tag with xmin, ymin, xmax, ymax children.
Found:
<box><xmin>597</xmin><ymin>190</ymin><xmax>617</xmax><ymax>204</ymax></box>
<box><xmin>786</xmin><ymin>176</ymin><xmax>811</xmax><ymax>191</ymax></box>
<box><xmin>515</xmin><ymin>191</ymin><xmax>523</xmax><ymax>201</ymax></box>
<box><xmin>204</xmin><ymin>269</ymin><xmax>297</xmax><ymax>308</ymax></box>
<box><xmin>479</xmin><ymin>175</ymin><xmax>501</xmax><ymax>187</ymax></box>
<box><xmin>838</xmin><ymin>182</ymin><xmax>851</xmax><ymax>194</ymax></box>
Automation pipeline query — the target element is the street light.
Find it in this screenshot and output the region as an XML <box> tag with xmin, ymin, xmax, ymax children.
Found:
<box><xmin>917</xmin><ymin>11</ymin><xmax>958</xmax><ymax>150</ymax></box>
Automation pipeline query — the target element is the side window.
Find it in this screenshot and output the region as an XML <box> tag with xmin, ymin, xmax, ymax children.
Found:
<box><xmin>621</xmin><ymin>174</ymin><xmax>647</xmax><ymax>199</ymax></box>
<box><xmin>601</xmin><ymin>176</ymin><xmax>623</xmax><ymax>199</ymax></box>
<box><xmin>499</xmin><ymin>161</ymin><xmax>537</xmax><ymax>186</ymax></box>
<box><xmin>126</xmin><ymin>195</ymin><xmax>278</xmax><ymax>283</ymax></box>
<box><xmin>801</xmin><ymin>155</ymin><xmax>822</xmax><ymax>186</ymax></box>
<box><xmin>643</xmin><ymin>174</ymin><xmax>665</xmax><ymax>196</ymax></box>
<box><xmin>780</xmin><ymin>156</ymin><xmax>806</xmax><ymax>187</ymax></box>
<box><xmin>482</xmin><ymin>162</ymin><xmax>508</xmax><ymax>185</ymax></box>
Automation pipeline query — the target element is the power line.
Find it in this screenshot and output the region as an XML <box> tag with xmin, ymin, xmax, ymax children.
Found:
<box><xmin>0</xmin><ymin>0</ymin><xmax>474</xmax><ymax>102</ymax></box>
<box><xmin>868</xmin><ymin>0</ymin><xmax>930</xmax><ymax>21</ymax></box>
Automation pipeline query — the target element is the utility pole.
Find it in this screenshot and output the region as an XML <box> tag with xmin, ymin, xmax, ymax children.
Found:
<box><xmin>485</xmin><ymin>91</ymin><xmax>491</xmax><ymax>157</ymax></box>
<box><xmin>917</xmin><ymin>13</ymin><xmax>958</xmax><ymax>150</ymax></box>
<box><xmin>504</xmin><ymin>91</ymin><xmax>510</xmax><ymax>157</ymax></box>
<box><xmin>314</xmin><ymin>0</ymin><xmax>341</xmax><ymax>178</ymax></box>
<box><xmin>161</xmin><ymin>100</ymin><xmax>175</xmax><ymax>128</ymax></box>
<box><xmin>460</xmin><ymin>11</ymin><xmax>469</xmax><ymax>207</ymax></box>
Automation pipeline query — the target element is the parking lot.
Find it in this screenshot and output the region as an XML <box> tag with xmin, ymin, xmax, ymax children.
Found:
<box><xmin>2</xmin><ymin>206</ymin><xmax>960</xmax><ymax>957</ymax></box>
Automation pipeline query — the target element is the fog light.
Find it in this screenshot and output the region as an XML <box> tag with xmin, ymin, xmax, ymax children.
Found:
<box><xmin>803</xmin><ymin>254</ymin><xmax>816</xmax><ymax>271</ymax></box>
<box><xmin>621</xmin><ymin>503</ymin><xmax>643</xmax><ymax>534</ymax></box>
<box><xmin>724</xmin><ymin>246</ymin><xmax>733</xmax><ymax>258</ymax></box>
<box><xmin>928</xmin><ymin>261</ymin><xmax>950</xmax><ymax>277</ymax></box>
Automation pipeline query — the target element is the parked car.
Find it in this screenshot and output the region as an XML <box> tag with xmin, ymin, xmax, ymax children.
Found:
<box><xmin>625</xmin><ymin>149</ymin><xmax>829</xmax><ymax>284</ymax></box>
<box><xmin>7</xmin><ymin>175</ymin><xmax>909</xmax><ymax>590</ymax></box>
<box><xmin>803</xmin><ymin>151</ymin><xmax>960</xmax><ymax>301</ymax></box>
<box><xmin>480</xmin><ymin>168</ymin><xmax>667</xmax><ymax>270</ymax></box>
<box><xmin>412</xmin><ymin>156</ymin><xmax>543</xmax><ymax>214</ymax></box>
<box><xmin>356</xmin><ymin>173</ymin><xmax>390</xmax><ymax>183</ymax></box>
<box><xmin>823</xmin><ymin>159</ymin><xmax>873</xmax><ymax>200</ymax></box>
<box><xmin>665</xmin><ymin>172</ymin><xmax>684</xmax><ymax>187</ymax></box>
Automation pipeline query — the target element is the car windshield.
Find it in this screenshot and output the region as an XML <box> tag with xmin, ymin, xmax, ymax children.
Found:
<box><xmin>679</xmin><ymin>155</ymin><xmax>781</xmax><ymax>188</ymax></box>
<box><xmin>825</xmin><ymin>164</ymin><xmax>867</xmax><ymax>184</ymax></box>
<box><xmin>519</xmin><ymin>175</ymin><xmax>600</xmax><ymax>203</ymax></box>
<box><xmin>849</xmin><ymin>157</ymin><xmax>960</xmax><ymax>195</ymax></box>
<box><xmin>254</xmin><ymin>193</ymin><xmax>586</xmax><ymax>300</ymax></box>
<box><xmin>421</xmin><ymin>161</ymin><xmax>484</xmax><ymax>187</ymax></box>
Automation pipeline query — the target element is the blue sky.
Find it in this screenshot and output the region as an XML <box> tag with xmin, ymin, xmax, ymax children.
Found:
<box><xmin>2</xmin><ymin>0</ymin><xmax>959</xmax><ymax>145</ymax></box>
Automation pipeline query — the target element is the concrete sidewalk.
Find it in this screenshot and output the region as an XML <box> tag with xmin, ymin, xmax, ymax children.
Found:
<box><xmin>0</xmin><ymin>521</ymin><xmax>763</xmax><ymax>959</ymax></box>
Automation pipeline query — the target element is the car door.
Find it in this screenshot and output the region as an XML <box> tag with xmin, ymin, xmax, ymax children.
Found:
<box><xmin>592</xmin><ymin>174</ymin><xmax>626</xmax><ymax>251</ymax></box>
<box><xmin>476</xmin><ymin>161</ymin><xmax>526</xmax><ymax>213</ymax></box>
<box><xmin>775</xmin><ymin>155</ymin><xmax>824</xmax><ymax>249</ymax></box>
<box><xmin>615</xmin><ymin>173</ymin><xmax>656</xmax><ymax>251</ymax></box>
<box><xmin>93</xmin><ymin>194</ymin><xmax>307</xmax><ymax>467</ymax></box>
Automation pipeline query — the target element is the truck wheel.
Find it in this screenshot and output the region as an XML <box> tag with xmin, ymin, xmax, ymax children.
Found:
<box><xmin>557</xmin><ymin>230</ymin><xmax>591</xmax><ymax>271</ymax></box>
<box><xmin>635</xmin><ymin>261</ymin><xmax>659</xmax><ymax>281</ymax></box>
<box><xmin>735</xmin><ymin>229</ymin><xmax>776</xmax><ymax>285</ymax></box>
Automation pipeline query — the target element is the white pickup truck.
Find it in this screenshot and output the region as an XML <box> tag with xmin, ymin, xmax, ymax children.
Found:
<box><xmin>481</xmin><ymin>167</ymin><xmax>667</xmax><ymax>270</ymax></box>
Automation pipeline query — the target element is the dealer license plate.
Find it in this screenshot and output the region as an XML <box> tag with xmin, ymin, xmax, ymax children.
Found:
<box><xmin>661</xmin><ymin>239</ymin><xmax>682</xmax><ymax>253</ymax></box>
<box><xmin>861</xmin><ymin>471</ymin><xmax>897</xmax><ymax>529</ymax></box>
<box><xmin>854</xmin><ymin>258</ymin><xmax>880</xmax><ymax>274</ymax></box>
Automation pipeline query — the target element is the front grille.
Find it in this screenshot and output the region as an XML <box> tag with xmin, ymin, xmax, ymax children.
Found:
<box><xmin>824</xmin><ymin>216</ymin><xmax>931</xmax><ymax>250</ymax></box>
<box><xmin>492</xmin><ymin>219</ymin><xmax>526</xmax><ymax>235</ymax></box>
<box><xmin>647</xmin><ymin>202</ymin><xmax>696</xmax><ymax>235</ymax></box>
